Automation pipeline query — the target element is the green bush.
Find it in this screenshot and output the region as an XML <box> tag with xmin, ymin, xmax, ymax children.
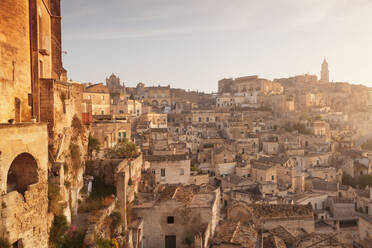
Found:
<box><xmin>48</xmin><ymin>183</ymin><xmax>62</xmax><ymax>215</ymax></box>
<box><xmin>110</xmin><ymin>212</ymin><xmax>122</xmax><ymax>229</ymax></box>
<box><xmin>104</xmin><ymin>139</ymin><xmax>139</xmax><ymax>159</ymax></box>
<box><xmin>88</xmin><ymin>134</ymin><xmax>100</xmax><ymax>158</ymax></box>
<box><xmin>185</xmin><ymin>235</ymin><xmax>194</xmax><ymax>245</ymax></box>
<box><xmin>79</xmin><ymin>177</ymin><xmax>116</xmax><ymax>213</ymax></box>
<box><xmin>49</xmin><ymin>215</ymin><xmax>69</xmax><ymax>248</ymax></box>
<box><xmin>342</xmin><ymin>172</ymin><xmax>372</xmax><ymax>189</ymax></box>
<box><xmin>95</xmin><ymin>236</ymin><xmax>112</xmax><ymax>248</ymax></box>
<box><xmin>61</xmin><ymin>232</ymin><xmax>84</xmax><ymax>248</ymax></box>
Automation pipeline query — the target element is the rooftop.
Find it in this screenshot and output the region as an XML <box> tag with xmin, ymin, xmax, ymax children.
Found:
<box><xmin>213</xmin><ymin>220</ymin><xmax>258</xmax><ymax>248</ymax></box>
<box><xmin>145</xmin><ymin>154</ymin><xmax>188</xmax><ymax>162</ymax></box>
<box><xmin>134</xmin><ymin>184</ymin><xmax>217</xmax><ymax>208</ymax></box>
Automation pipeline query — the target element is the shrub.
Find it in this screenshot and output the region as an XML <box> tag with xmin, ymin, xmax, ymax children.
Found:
<box><xmin>48</xmin><ymin>182</ymin><xmax>62</xmax><ymax>215</ymax></box>
<box><xmin>79</xmin><ymin>178</ymin><xmax>115</xmax><ymax>213</ymax></box>
<box><xmin>88</xmin><ymin>134</ymin><xmax>100</xmax><ymax>158</ymax></box>
<box><xmin>49</xmin><ymin>215</ymin><xmax>69</xmax><ymax>248</ymax></box>
<box><xmin>60</xmin><ymin>231</ymin><xmax>84</xmax><ymax>248</ymax></box>
<box><xmin>95</xmin><ymin>236</ymin><xmax>112</xmax><ymax>248</ymax></box>
<box><xmin>0</xmin><ymin>237</ymin><xmax>10</xmax><ymax>248</ymax></box>
<box><xmin>185</xmin><ymin>235</ymin><xmax>194</xmax><ymax>245</ymax></box>
<box><xmin>110</xmin><ymin>212</ymin><xmax>122</xmax><ymax>229</ymax></box>
<box><xmin>104</xmin><ymin>139</ymin><xmax>139</xmax><ymax>159</ymax></box>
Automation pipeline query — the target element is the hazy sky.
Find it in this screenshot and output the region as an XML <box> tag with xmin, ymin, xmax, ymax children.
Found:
<box><xmin>61</xmin><ymin>0</ymin><xmax>372</xmax><ymax>92</ymax></box>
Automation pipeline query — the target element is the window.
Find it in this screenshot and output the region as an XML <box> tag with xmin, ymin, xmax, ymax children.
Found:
<box><xmin>88</xmin><ymin>95</ymin><xmax>91</xmax><ymax>100</ymax></box>
<box><xmin>151</xmin><ymin>169</ymin><xmax>156</xmax><ymax>174</ymax></box>
<box><xmin>38</xmin><ymin>13</ymin><xmax>43</xmax><ymax>48</ymax></box>
<box><xmin>39</xmin><ymin>60</ymin><xmax>44</xmax><ymax>78</ymax></box>
<box><xmin>271</xmin><ymin>175</ymin><xmax>275</xmax><ymax>181</ymax></box>
<box><xmin>206</xmin><ymin>117</ymin><xmax>209</xmax><ymax>122</ymax></box>
<box><xmin>167</xmin><ymin>216</ymin><xmax>174</xmax><ymax>224</ymax></box>
<box><xmin>179</xmin><ymin>169</ymin><xmax>184</xmax><ymax>175</ymax></box>
<box><xmin>161</xmin><ymin>168</ymin><xmax>166</xmax><ymax>177</ymax></box>
<box><xmin>199</xmin><ymin>117</ymin><xmax>202</xmax><ymax>122</ymax></box>
<box><xmin>101</xmin><ymin>95</ymin><xmax>104</xmax><ymax>100</ymax></box>
<box><xmin>101</xmin><ymin>110</ymin><xmax>104</xmax><ymax>115</ymax></box>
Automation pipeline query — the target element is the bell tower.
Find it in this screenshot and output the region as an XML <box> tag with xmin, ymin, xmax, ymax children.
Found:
<box><xmin>321</xmin><ymin>58</ymin><xmax>329</xmax><ymax>82</ymax></box>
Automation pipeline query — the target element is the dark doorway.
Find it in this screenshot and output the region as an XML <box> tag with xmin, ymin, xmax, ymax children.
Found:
<box><xmin>165</xmin><ymin>235</ymin><xmax>176</xmax><ymax>248</ymax></box>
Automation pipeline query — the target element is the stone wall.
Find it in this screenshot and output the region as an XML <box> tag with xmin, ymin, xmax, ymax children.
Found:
<box><xmin>84</xmin><ymin>199</ymin><xmax>117</xmax><ymax>247</ymax></box>
<box><xmin>0</xmin><ymin>123</ymin><xmax>49</xmax><ymax>247</ymax></box>
<box><xmin>0</xmin><ymin>0</ymin><xmax>32</xmax><ymax>123</ymax></box>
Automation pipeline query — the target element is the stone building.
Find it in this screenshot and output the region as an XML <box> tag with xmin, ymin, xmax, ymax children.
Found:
<box><xmin>251</xmin><ymin>161</ymin><xmax>277</xmax><ymax>184</ymax></box>
<box><xmin>91</xmin><ymin>119</ymin><xmax>131</xmax><ymax>149</ymax></box>
<box><xmin>83</xmin><ymin>83</ymin><xmax>111</xmax><ymax>115</ymax></box>
<box><xmin>227</xmin><ymin>203</ymin><xmax>315</xmax><ymax>233</ymax></box>
<box><xmin>141</xmin><ymin>112</ymin><xmax>168</xmax><ymax>128</ymax></box>
<box><xmin>218</xmin><ymin>75</ymin><xmax>283</xmax><ymax>96</ymax></box>
<box><xmin>0</xmin><ymin>0</ymin><xmax>66</xmax><ymax>246</ymax></box>
<box><xmin>145</xmin><ymin>154</ymin><xmax>190</xmax><ymax>184</ymax></box>
<box><xmin>133</xmin><ymin>184</ymin><xmax>220</xmax><ymax>248</ymax></box>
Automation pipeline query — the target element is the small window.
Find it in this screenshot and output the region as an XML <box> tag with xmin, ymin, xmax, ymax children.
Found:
<box><xmin>199</xmin><ymin>117</ymin><xmax>202</xmax><ymax>122</ymax></box>
<box><xmin>161</xmin><ymin>168</ymin><xmax>166</xmax><ymax>177</ymax></box>
<box><xmin>101</xmin><ymin>110</ymin><xmax>104</xmax><ymax>115</ymax></box>
<box><xmin>271</xmin><ymin>175</ymin><xmax>275</xmax><ymax>180</ymax></box>
<box><xmin>151</xmin><ymin>169</ymin><xmax>156</xmax><ymax>174</ymax></box>
<box><xmin>180</xmin><ymin>169</ymin><xmax>184</xmax><ymax>175</ymax></box>
<box><xmin>167</xmin><ymin>216</ymin><xmax>174</xmax><ymax>224</ymax></box>
<box><xmin>88</xmin><ymin>95</ymin><xmax>91</xmax><ymax>100</ymax></box>
<box><xmin>206</xmin><ymin>117</ymin><xmax>209</xmax><ymax>122</ymax></box>
<box><xmin>101</xmin><ymin>95</ymin><xmax>104</xmax><ymax>100</ymax></box>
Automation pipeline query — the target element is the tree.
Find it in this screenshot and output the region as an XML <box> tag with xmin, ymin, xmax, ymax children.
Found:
<box><xmin>342</xmin><ymin>173</ymin><xmax>357</xmax><ymax>188</ymax></box>
<box><xmin>104</xmin><ymin>139</ymin><xmax>139</xmax><ymax>159</ymax></box>
<box><xmin>358</xmin><ymin>174</ymin><xmax>372</xmax><ymax>189</ymax></box>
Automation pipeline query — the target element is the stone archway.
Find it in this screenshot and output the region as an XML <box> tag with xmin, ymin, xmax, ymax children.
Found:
<box><xmin>7</xmin><ymin>153</ymin><xmax>39</xmax><ymax>195</ymax></box>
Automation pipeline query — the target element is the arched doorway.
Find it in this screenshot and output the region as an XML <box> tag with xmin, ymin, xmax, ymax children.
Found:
<box><xmin>7</xmin><ymin>153</ymin><xmax>39</xmax><ymax>195</ymax></box>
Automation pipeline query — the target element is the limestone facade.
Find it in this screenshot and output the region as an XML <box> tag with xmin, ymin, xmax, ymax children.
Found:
<box><xmin>83</xmin><ymin>83</ymin><xmax>111</xmax><ymax>115</ymax></box>
<box><xmin>0</xmin><ymin>123</ymin><xmax>49</xmax><ymax>247</ymax></box>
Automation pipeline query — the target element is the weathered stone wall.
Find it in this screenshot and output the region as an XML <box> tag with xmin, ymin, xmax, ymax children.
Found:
<box><xmin>0</xmin><ymin>123</ymin><xmax>49</xmax><ymax>247</ymax></box>
<box><xmin>134</xmin><ymin>201</ymin><xmax>213</xmax><ymax>248</ymax></box>
<box><xmin>0</xmin><ymin>0</ymin><xmax>32</xmax><ymax>123</ymax></box>
<box><xmin>149</xmin><ymin>159</ymin><xmax>190</xmax><ymax>184</ymax></box>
